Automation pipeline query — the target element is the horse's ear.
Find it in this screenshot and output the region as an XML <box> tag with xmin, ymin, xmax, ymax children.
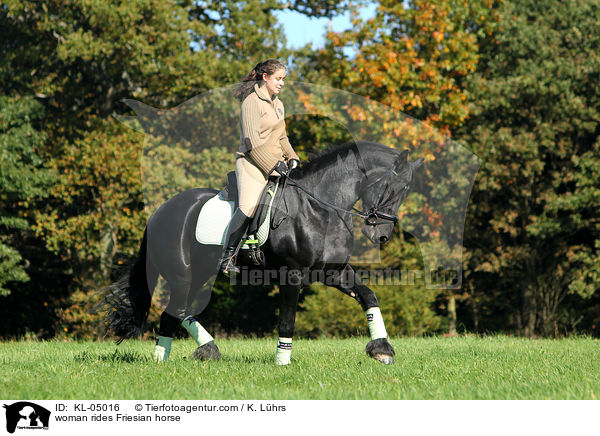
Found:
<box><xmin>411</xmin><ymin>158</ymin><xmax>424</xmax><ymax>169</ymax></box>
<box><xmin>397</xmin><ymin>150</ymin><xmax>409</xmax><ymax>163</ymax></box>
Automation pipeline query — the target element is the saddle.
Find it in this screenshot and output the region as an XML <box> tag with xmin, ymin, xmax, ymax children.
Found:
<box><xmin>220</xmin><ymin>171</ymin><xmax>239</xmax><ymax>207</ymax></box>
<box><xmin>195</xmin><ymin>172</ymin><xmax>288</xmax><ymax>262</ymax></box>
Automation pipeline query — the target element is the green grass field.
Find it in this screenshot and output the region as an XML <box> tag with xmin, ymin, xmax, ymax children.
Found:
<box><xmin>1</xmin><ymin>336</ymin><xmax>598</xmax><ymax>400</ymax></box>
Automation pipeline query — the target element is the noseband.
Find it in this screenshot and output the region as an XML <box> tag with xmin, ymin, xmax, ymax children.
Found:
<box><xmin>364</xmin><ymin>209</ymin><xmax>399</xmax><ymax>226</ymax></box>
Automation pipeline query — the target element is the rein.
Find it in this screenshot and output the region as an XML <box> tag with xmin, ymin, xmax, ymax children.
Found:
<box><xmin>284</xmin><ymin>154</ymin><xmax>402</xmax><ymax>226</ymax></box>
<box><xmin>284</xmin><ymin>175</ymin><xmax>373</xmax><ymax>220</ymax></box>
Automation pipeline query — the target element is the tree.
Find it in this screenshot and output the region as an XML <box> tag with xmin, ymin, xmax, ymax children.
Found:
<box><xmin>0</xmin><ymin>95</ymin><xmax>54</xmax><ymax>296</ymax></box>
<box><xmin>459</xmin><ymin>0</ymin><xmax>600</xmax><ymax>336</ymax></box>
<box><xmin>0</xmin><ymin>0</ymin><xmax>354</xmax><ymax>337</ymax></box>
<box><xmin>304</xmin><ymin>0</ymin><xmax>497</xmax><ymax>131</ymax></box>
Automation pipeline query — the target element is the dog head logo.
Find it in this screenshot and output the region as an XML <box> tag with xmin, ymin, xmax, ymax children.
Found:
<box><xmin>3</xmin><ymin>402</ymin><xmax>50</xmax><ymax>433</ymax></box>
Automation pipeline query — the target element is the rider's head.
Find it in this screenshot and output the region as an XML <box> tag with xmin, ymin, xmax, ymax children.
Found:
<box><xmin>261</xmin><ymin>64</ymin><xmax>286</xmax><ymax>96</ymax></box>
<box><xmin>234</xmin><ymin>59</ymin><xmax>286</xmax><ymax>101</ymax></box>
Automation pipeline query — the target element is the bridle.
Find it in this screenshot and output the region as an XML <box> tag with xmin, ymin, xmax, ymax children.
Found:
<box><xmin>285</xmin><ymin>149</ymin><xmax>407</xmax><ymax>227</ymax></box>
<box><xmin>360</xmin><ymin>156</ymin><xmax>407</xmax><ymax>226</ymax></box>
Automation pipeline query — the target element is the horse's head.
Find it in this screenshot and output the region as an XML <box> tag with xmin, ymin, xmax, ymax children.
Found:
<box><xmin>360</xmin><ymin>149</ymin><xmax>423</xmax><ymax>244</ymax></box>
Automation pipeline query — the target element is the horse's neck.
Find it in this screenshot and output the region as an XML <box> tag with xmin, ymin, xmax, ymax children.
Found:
<box><xmin>300</xmin><ymin>152</ymin><xmax>364</xmax><ymax>209</ymax></box>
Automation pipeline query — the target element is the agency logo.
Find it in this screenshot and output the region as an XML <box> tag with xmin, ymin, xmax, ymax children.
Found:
<box><xmin>3</xmin><ymin>402</ymin><xmax>50</xmax><ymax>434</ymax></box>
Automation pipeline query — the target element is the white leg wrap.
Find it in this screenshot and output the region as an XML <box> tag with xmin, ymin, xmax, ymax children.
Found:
<box><xmin>153</xmin><ymin>335</ymin><xmax>173</xmax><ymax>362</ymax></box>
<box><xmin>275</xmin><ymin>337</ymin><xmax>292</xmax><ymax>366</ymax></box>
<box><xmin>366</xmin><ymin>307</ymin><xmax>388</xmax><ymax>340</ymax></box>
<box><xmin>182</xmin><ymin>316</ymin><xmax>214</xmax><ymax>347</ymax></box>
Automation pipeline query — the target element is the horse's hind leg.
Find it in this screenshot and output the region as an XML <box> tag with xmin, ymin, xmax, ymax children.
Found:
<box><xmin>184</xmin><ymin>314</ymin><xmax>221</xmax><ymax>361</ymax></box>
<box><xmin>141</xmin><ymin>259</ymin><xmax>177</xmax><ymax>362</ymax></box>
<box><xmin>158</xmin><ymin>279</ymin><xmax>221</xmax><ymax>361</ymax></box>
<box><xmin>154</xmin><ymin>311</ymin><xmax>179</xmax><ymax>361</ymax></box>
<box><xmin>152</xmin><ymin>265</ymin><xmax>197</xmax><ymax>361</ymax></box>
<box><xmin>154</xmin><ymin>302</ymin><xmax>221</xmax><ymax>361</ymax></box>
<box><xmin>184</xmin><ymin>248</ymin><xmax>222</xmax><ymax>361</ymax></box>
<box><xmin>154</xmin><ymin>244</ymin><xmax>221</xmax><ymax>361</ymax></box>
<box><xmin>153</xmin><ymin>275</ymin><xmax>193</xmax><ymax>362</ymax></box>
<box><xmin>331</xmin><ymin>265</ymin><xmax>395</xmax><ymax>364</ymax></box>
<box><xmin>182</xmin><ymin>284</ymin><xmax>221</xmax><ymax>361</ymax></box>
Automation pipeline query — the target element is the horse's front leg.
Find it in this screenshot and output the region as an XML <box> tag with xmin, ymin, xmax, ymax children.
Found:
<box><xmin>276</xmin><ymin>283</ymin><xmax>302</xmax><ymax>365</ymax></box>
<box><xmin>331</xmin><ymin>264</ymin><xmax>395</xmax><ymax>364</ymax></box>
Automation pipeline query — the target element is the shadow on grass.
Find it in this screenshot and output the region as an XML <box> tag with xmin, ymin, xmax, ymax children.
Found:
<box><xmin>74</xmin><ymin>350</ymin><xmax>150</xmax><ymax>364</ymax></box>
<box><xmin>222</xmin><ymin>353</ymin><xmax>275</xmax><ymax>365</ymax></box>
<box><xmin>178</xmin><ymin>353</ymin><xmax>273</xmax><ymax>365</ymax></box>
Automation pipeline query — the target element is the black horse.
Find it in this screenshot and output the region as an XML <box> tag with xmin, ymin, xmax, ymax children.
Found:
<box><xmin>102</xmin><ymin>141</ymin><xmax>423</xmax><ymax>365</ymax></box>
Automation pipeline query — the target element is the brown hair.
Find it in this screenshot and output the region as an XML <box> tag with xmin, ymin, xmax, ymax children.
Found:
<box><xmin>233</xmin><ymin>59</ymin><xmax>286</xmax><ymax>102</ymax></box>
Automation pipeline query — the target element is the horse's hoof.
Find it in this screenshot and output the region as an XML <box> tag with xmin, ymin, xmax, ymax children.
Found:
<box><xmin>191</xmin><ymin>340</ymin><xmax>221</xmax><ymax>360</ymax></box>
<box><xmin>372</xmin><ymin>353</ymin><xmax>394</xmax><ymax>365</ymax></box>
<box><xmin>366</xmin><ymin>338</ymin><xmax>395</xmax><ymax>365</ymax></box>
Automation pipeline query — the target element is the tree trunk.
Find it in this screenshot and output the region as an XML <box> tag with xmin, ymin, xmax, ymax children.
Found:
<box><xmin>521</xmin><ymin>284</ymin><xmax>537</xmax><ymax>337</ymax></box>
<box><xmin>468</xmin><ymin>284</ymin><xmax>479</xmax><ymax>333</ymax></box>
<box><xmin>100</xmin><ymin>222</ymin><xmax>117</xmax><ymax>283</ymax></box>
<box><xmin>448</xmin><ymin>293</ymin><xmax>457</xmax><ymax>335</ymax></box>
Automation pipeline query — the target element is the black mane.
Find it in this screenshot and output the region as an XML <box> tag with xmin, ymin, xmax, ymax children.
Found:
<box><xmin>295</xmin><ymin>141</ymin><xmax>401</xmax><ymax>179</ymax></box>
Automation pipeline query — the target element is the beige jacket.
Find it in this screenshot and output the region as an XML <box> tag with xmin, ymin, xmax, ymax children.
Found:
<box><xmin>239</xmin><ymin>83</ymin><xmax>299</xmax><ymax>175</ymax></box>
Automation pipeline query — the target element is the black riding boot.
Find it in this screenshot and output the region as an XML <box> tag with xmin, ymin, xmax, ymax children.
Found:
<box><xmin>218</xmin><ymin>209</ymin><xmax>252</xmax><ymax>276</ymax></box>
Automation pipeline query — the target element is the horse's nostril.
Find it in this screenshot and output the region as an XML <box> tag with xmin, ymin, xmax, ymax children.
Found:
<box><xmin>379</xmin><ymin>236</ymin><xmax>388</xmax><ymax>243</ymax></box>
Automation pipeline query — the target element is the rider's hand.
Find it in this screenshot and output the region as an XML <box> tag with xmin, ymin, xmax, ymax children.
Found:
<box><xmin>288</xmin><ymin>159</ymin><xmax>300</xmax><ymax>170</ymax></box>
<box><xmin>272</xmin><ymin>160</ymin><xmax>289</xmax><ymax>177</ymax></box>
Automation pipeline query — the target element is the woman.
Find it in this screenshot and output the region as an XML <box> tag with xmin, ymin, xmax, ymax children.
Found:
<box><xmin>218</xmin><ymin>59</ymin><xmax>300</xmax><ymax>275</ymax></box>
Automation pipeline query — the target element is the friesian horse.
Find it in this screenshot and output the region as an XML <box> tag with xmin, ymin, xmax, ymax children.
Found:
<box><xmin>100</xmin><ymin>141</ymin><xmax>423</xmax><ymax>365</ymax></box>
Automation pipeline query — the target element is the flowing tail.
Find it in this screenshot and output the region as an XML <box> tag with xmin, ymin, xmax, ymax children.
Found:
<box><xmin>95</xmin><ymin>228</ymin><xmax>157</xmax><ymax>343</ymax></box>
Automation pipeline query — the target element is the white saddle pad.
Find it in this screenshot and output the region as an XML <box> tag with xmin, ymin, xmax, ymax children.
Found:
<box><xmin>195</xmin><ymin>192</ymin><xmax>235</xmax><ymax>245</ymax></box>
<box><xmin>195</xmin><ymin>182</ymin><xmax>279</xmax><ymax>246</ymax></box>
